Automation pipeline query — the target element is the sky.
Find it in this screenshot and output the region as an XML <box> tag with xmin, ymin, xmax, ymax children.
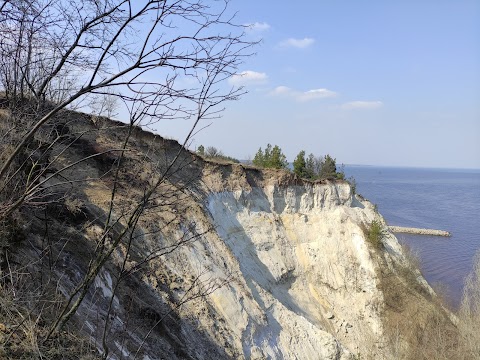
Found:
<box><xmin>155</xmin><ymin>0</ymin><xmax>480</xmax><ymax>169</ymax></box>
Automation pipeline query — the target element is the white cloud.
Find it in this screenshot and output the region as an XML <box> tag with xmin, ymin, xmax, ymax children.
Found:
<box><xmin>245</xmin><ymin>22</ymin><xmax>270</xmax><ymax>32</ymax></box>
<box><xmin>229</xmin><ymin>71</ymin><xmax>268</xmax><ymax>85</ymax></box>
<box><xmin>342</xmin><ymin>101</ymin><xmax>383</xmax><ymax>109</ymax></box>
<box><xmin>270</xmin><ymin>86</ymin><xmax>292</xmax><ymax>95</ymax></box>
<box><xmin>270</xmin><ymin>86</ymin><xmax>337</xmax><ymax>102</ymax></box>
<box><xmin>279</xmin><ymin>37</ymin><xmax>315</xmax><ymax>49</ymax></box>
<box><xmin>298</xmin><ymin>88</ymin><xmax>337</xmax><ymax>102</ymax></box>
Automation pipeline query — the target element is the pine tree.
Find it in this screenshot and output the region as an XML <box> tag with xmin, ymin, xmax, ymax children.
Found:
<box><xmin>293</xmin><ymin>150</ymin><xmax>307</xmax><ymax>177</ymax></box>
<box><xmin>320</xmin><ymin>154</ymin><xmax>337</xmax><ymax>178</ymax></box>
<box><xmin>305</xmin><ymin>153</ymin><xmax>316</xmax><ymax>179</ymax></box>
<box><xmin>269</xmin><ymin>145</ymin><xmax>288</xmax><ymax>169</ymax></box>
<box><xmin>264</xmin><ymin>144</ymin><xmax>272</xmax><ymax>166</ymax></box>
<box><xmin>253</xmin><ymin>147</ymin><xmax>265</xmax><ymax>167</ymax></box>
<box><xmin>253</xmin><ymin>144</ymin><xmax>288</xmax><ymax>169</ymax></box>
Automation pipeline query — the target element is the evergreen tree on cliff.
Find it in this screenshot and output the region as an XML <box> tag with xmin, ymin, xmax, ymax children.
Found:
<box><xmin>253</xmin><ymin>147</ymin><xmax>265</xmax><ymax>167</ymax></box>
<box><xmin>293</xmin><ymin>150</ymin><xmax>308</xmax><ymax>178</ymax></box>
<box><xmin>319</xmin><ymin>154</ymin><xmax>337</xmax><ymax>178</ymax></box>
<box><xmin>269</xmin><ymin>145</ymin><xmax>288</xmax><ymax>169</ymax></box>
<box><xmin>305</xmin><ymin>153</ymin><xmax>317</xmax><ymax>179</ymax></box>
<box><xmin>253</xmin><ymin>144</ymin><xmax>288</xmax><ymax>169</ymax></box>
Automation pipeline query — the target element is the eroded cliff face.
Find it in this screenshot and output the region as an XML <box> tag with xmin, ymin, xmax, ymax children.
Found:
<box><xmin>3</xmin><ymin>113</ymin><xmax>445</xmax><ymax>359</ymax></box>
<box><xmin>75</xmin><ymin>165</ymin><xmax>408</xmax><ymax>359</ymax></box>
<box><xmin>199</xmin><ymin>175</ymin><xmax>407</xmax><ymax>359</ymax></box>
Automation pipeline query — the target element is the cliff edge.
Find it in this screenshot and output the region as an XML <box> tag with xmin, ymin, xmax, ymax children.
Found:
<box><xmin>0</xmin><ymin>111</ymin><xmax>456</xmax><ymax>359</ymax></box>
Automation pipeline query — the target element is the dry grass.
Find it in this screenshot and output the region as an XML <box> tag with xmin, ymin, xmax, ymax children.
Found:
<box><xmin>457</xmin><ymin>251</ymin><xmax>480</xmax><ymax>359</ymax></box>
<box><xmin>0</xmin><ymin>213</ymin><xmax>99</xmax><ymax>359</ymax></box>
<box><xmin>370</xmin><ymin>243</ymin><xmax>460</xmax><ymax>359</ymax></box>
<box><xmin>0</xmin><ymin>275</ymin><xmax>101</xmax><ymax>360</ymax></box>
<box><xmin>360</xmin><ymin>245</ymin><xmax>480</xmax><ymax>359</ymax></box>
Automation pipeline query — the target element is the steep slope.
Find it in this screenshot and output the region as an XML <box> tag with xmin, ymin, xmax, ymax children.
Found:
<box><xmin>0</xmin><ymin>111</ymin><xmax>455</xmax><ymax>359</ymax></box>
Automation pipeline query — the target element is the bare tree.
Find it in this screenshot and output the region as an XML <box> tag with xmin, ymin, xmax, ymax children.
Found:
<box><xmin>89</xmin><ymin>90</ymin><xmax>119</xmax><ymax>119</ymax></box>
<box><xmin>0</xmin><ymin>0</ymin><xmax>253</xmax><ymax>355</ymax></box>
<box><xmin>0</xmin><ymin>0</ymin><xmax>252</xmax><ymax>194</ymax></box>
<box><xmin>204</xmin><ymin>146</ymin><xmax>224</xmax><ymax>158</ymax></box>
<box><xmin>0</xmin><ymin>0</ymin><xmax>253</xmax><ymax>221</ymax></box>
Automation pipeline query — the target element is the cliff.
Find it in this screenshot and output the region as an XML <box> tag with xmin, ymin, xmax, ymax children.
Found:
<box><xmin>0</xmin><ymin>111</ymin><xmax>456</xmax><ymax>359</ymax></box>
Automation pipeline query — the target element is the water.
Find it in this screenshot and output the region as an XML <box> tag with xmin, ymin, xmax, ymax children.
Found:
<box><xmin>344</xmin><ymin>165</ymin><xmax>480</xmax><ymax>308</ymax></box>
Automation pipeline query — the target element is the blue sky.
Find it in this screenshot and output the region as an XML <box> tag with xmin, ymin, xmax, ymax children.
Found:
<box><xmin>156</xmin><ymin>0</ymin><xmax>480</xmax><ymax>169</ymax></box>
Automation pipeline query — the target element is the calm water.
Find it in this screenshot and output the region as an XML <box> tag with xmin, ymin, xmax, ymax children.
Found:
<box><xmin>344</xmin><ymin>165</ymin><xmax>480</xmax><ymax>308</ymax></box>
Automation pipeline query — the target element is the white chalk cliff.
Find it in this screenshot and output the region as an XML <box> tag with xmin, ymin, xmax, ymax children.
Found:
<box><xmin>11</xmin><ymin>116</ymin><xmax>447</xmax><ymax>359</ymax></box>
<box><xmin>82</xmin><ymin>160</ymin><xmax>412</xmax><ymax>359</ymax></box>
<box><xmin>195</xmin><ymin>174</ymin><xmax>404</xmax><ymax>359</ymax></box>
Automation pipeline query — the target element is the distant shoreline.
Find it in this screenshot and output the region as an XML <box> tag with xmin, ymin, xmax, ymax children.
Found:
<box><xmin>344</xmin><ymin>164</ymin><xmax>480</xmax><ymax>172</ymax></box>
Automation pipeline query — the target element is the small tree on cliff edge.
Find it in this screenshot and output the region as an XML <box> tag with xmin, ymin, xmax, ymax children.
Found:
<box><xmin>270</xmin><ymin>144</ymin><xmax>288</xmax><ymax>169</ymax></box>
<box><xmin>319</xmin><ymin>154</ymin><xmax>337</xmax><ymax>178</ymax></box>
<box><xmin>305</xmin><ymin>153</ymin><xmax>318</xmax><ymax>179</ymax></box>
<box><xmin>293</xmin><ymin>150</ymin><xmax>308</xmax><ymax>178</ymax></box>
<box><xmin>253</xmin><ymin>144</ymin><xmax>288</xmax><ymax>169</ymax></box>
<box><xmin>253</xmin><ymin>147</ymin><xmax>264</xmax><ymax>166</ymax></box>
<box><xmin>295</xmin><ymin>153</ymin><xmax>343</xmax><ymax>180</ymax></box>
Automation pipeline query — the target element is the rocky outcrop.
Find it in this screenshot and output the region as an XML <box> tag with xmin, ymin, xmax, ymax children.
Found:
<box><xmin>3</xmin><ymin>112</ymin><xmax>451</xmax><ymax>359</ymax></box>
<box><xmin>202</xmin><ymin>180</ymin><xmax>399</xmax><ymax>359</ymax></box>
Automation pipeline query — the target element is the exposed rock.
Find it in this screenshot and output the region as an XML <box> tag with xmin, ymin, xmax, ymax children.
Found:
<box><xmin>1</xmin><ymin>112</ymin><xmax>454</xmax><ymax>359</ymax></box>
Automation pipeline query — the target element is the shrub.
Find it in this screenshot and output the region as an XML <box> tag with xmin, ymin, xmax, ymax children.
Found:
<box><xmin>348</xmin><ymin>176</ymin><xmax>357</xmax><ymax>194</ymax></box>
<box><xmin>204</xmin><ymin>146</ymin><xmax>223</xmax><ymax>158</ymax></box>
<box><xmin>362</xmin><ymin>219</ymin><xmax>384</xmax><ymax>249</ymax></box>
<box><xmin>198</xmin><ymin>145</ymin><xmax>239</xmax><ymax>163</ymax></box>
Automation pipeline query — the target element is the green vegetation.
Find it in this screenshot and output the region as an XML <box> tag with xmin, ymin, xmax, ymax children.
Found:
<box><xmin>198</xmin><ymin>144</ymin><xmax>350</xmax><ymax>183</ymax></box>
<box><xmin>253</xmin><ymin>144</ymin><xmax>288</xmax><ymax>169</ymax></box>
<box><xmin>304</xmin><ymin>153</ymin><xmax>319</xmax><ymax>179</ymax></box>
<box><xmin>292</xmin><ymin>150</ymin><xmax>345</xmax><ymax>180</ymax></box>
<box><xmin>362</xmin><ymin>219</ymin><xmax>385</xmax><ymax>249</ymax></box>
<box><xmin>293</xmin><ymin>150</ymin><xmax>309</xmax><ymax>178</ymax></box>
<box><xmin>319</xmin><ymin>154</ymin><xmax>337</xmax><ymax>178</ymax></box>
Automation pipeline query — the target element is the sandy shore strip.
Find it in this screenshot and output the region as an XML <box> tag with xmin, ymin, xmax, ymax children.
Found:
<box><xmin>389</xmin><ymin>226</ymin><xmax>451</xmax><ymax>237</ymax></box>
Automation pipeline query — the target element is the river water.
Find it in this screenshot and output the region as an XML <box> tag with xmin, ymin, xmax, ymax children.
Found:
<box><xmin>343</xmin><ymin>165</ymin><xmax>480</xmax><ymax>308</ymax></box>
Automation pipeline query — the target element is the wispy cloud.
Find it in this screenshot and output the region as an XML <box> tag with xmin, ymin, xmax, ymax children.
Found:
<box><xmin>279</xmin><ymin>37</ymin><xmax>315</xmax><ymax>49</ymax></box>
<box><xmin>229</xmin><ymin>70</ymin><xmax>268</xmax><ymax>85</ymax></box>
<box><xmin>299</xmin><ymin>89</ymin><xmax>337</xmax><ymax>101</ymax></box>
<box><xmin>245</xmin><ymin>22</ymin><xmax>270</xmax><ymax>32</ymax></box>
<box><xmin>342</xmin><ymin>101</ymin><xmax>383</xmax><ymax>109</ymax></box>
<box><xmin>270</xmin><ymin>86</ymin><xmax>337</xmax><ymax>102</ymax></box>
